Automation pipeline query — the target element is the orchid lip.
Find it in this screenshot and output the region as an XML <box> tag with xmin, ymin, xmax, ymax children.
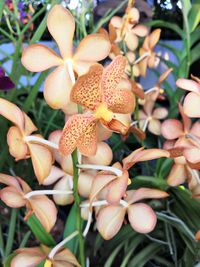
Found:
<box><xmin>24</xmin><ymin>190</ymin><xmax>73</xmax><ymax>199</ymax></box>
<box><xmin>77</xmin><ymin>164</ymin><xmax>123</xmax><ymax>177</ymax></box>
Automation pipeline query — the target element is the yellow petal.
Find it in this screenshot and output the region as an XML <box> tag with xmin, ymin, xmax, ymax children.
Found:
<box><xmin>47</xmin><ymin>5</ymin><xmax>75</xmax><ymax>59</ymax></box>
<box><xmin>21</xmin><ymin>44</ymin><xmax>62</xmax><ymax>72</ymax></box>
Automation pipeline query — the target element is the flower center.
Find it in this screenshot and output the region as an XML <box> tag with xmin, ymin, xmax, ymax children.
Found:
<box><xmin>94</xmin><ymin>103</ymin><xmax>113</xmax><ymax>122</ymax></box>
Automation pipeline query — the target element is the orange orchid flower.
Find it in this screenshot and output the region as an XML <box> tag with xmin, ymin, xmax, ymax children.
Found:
<box><xmin>21</xmin><ymin>5</ymin><xmax>111</xmax><ymax>110</ymax></box>
<box><xmin>80</xmin><ymin>147</ymin><xmax>169</xmax><ymax>205</ymax></box>
<box><xmin>59</xmin><ymin>56</ymin><xmax>136</xmax><ymax>157</ymax></box>
<box><xmin>176</xmin><ymin>75</ymin><xmax>200</xmax><ymax>117</ymax></box>
<box><xmin>138</xmin><ymin>99</ymin><xmax>168</xmax><ymax>135</ymax></box>
<box><xmin>0</xmin><ymin>173</ymin><xmax>57</xmax><ymax>232</ymax></box>
<box><xmin>96</xmin><ymin>188</ymin><xmax>168</xmax><ymax>240</ymax></box>
<box><xmin>0</xmin><ymin>98</ymin><xmax>53</xmax><ymax>184</ymax></box>
<box><xmin>110</xmin><ymin>7</ymin><xmax>149</xmax><ymax>51</ymax></box>
<box><xmin>11</xmin><ymin>245</ymin><xmax>80</xmax><ymax>267</ymax></box>
<box><xmin>139</xmin><ymin>29</ymin><xmax>161</xmax><ymax>77</ymax></box>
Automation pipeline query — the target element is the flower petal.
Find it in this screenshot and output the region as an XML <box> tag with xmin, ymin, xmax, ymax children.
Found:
<box><xmin>176</xmin><ymin>78</ymin><xmax>200</xmax><ymax>94</ymax></box>
<box><xmin>149</xmin><ymin>29</ymin><xmax>161</xmax><ymax>49</ymax></box>
<box><xmin>54</xmin><ymin>248</ymin><xmax>81</xmax><ymax>267</ymax></box>
<box><xmin>0</xmin><ymin>173</ymin><xmax>21</xmax><ymax>189</ymax></box>
<box><xmin>1</xmin><ymin>186</ymin><xmax>25</xmax><ymax>208</ymax></box>
<box><xmin>78</xmin><ymin>171</ymin><xmax>94</xmax><ymax>198</ymax></box>
<box><xmin>161</xmin><ymin>119</ymin><xmax>183</xmax><ymax>140</ymax></box>
<box><xmin>24</xmin><ymin>113</ymin><xmax>38</xmax><ymax>136</ymax></box>
<box><xmin>106</xmin><ymin>171</ymin><xmax>129</xmax><ymax>205</ymax></box>
<box><xmin>148</xmin><ymin>119</ymin><xmax>161</xmax><ymax>135</ymax></box>
<box><xmin>128</xmin><ymin>203</ymin><xmax>157</xmax><ymax>233</ymax></box>
<box><xmin>139</xmin><ymin>48</ymin><xmax>148</xmax><ymax>77</ymax></box>
<box><xmin>28</xmin><ymin>143</ymin><xmax>53</xmax><ymax>184</ymax></box>
<box><xmin>7</xmin><ymin>126</ymin><xmax>28</xmax><ymax>160</ymax></box>
<box><xmin>29</xmin><ymin>195</ymin><xmax>57</xmax><ymax>232</ymax></box>
<box><xmin>44</xmin><ymin>65</ymin><xmax>72</xmax><ymax>109</ymax></box>
<box><xmin>43</xmin><ymin>165</ymin><xmax>66</xmax><ymax>185</ymax></box>
<box><xmin>21</xmin><ymin>44</ymin><xmax>62</xmax><ymax>72</ymax></box>
<box><xmin>0</xmin><ymin>98</ymin><xmax>25</xmax><ymax>130</ymax></box>
<box><xmin>183</xmin><ymin>92</ymin><xmax>200</xmax><ymax>118</ymax></box>
<box><xmin>47</xmin><ymin>5</ymin><xmax>75</xmax><ymax>59</ymax></box>
<box><xmin>96</xmin><ymin>205</ymin><xmax>126</xmax><ymax>240</ymax></box>
<box><xmin>167</xmin><ymin>164</ymin><xmax>187</xmax><ymax>186</ymax></box>
<box><xmin>90</xmin><ymin>172</ymin><xmax>117</xmax><ymax>203</ymax></box>
<box><xmin>83</xmin><ymin>142</ymin><xmax>113</xmax><ymax>166</ymax></box>
<box><xmin>74</xmin><ymin>33</ymin><xmax>111</xmax><ymax>62</ymax></box>
<box><xmin>183</xmin><ymin>147</ymin><xmax>200</xmax><ymax>169</ymax></box>
<box><xmin>124</xmin><ymin>31</ymin><xmax>138</xmax><ymax>51</ymax></box>
<box><xmin>53</xmin><ymin>175</ymin><xmax>74</xmax><ymax>205</ymax></box>
<box><xmin>190</xmin><ymin>122</ymin><xmax>200</xmax><ymax>138</ymax></box>
<box><xmin>132</xmin><ymin>24</ymin><xmax>149</xmax><ymax>37</ymax></box>
<box><xmin>59</xmin><ymin>114</ymin><xmax>97</xmax><ymax>156</ymax></box>
<box><xmin>152</xmin><ymin>108</ymin><xmax>168</xmax><ymax>119</ymax></box>
<box><xmin>178</xmin><ymin>103</ymin><xmax>191</xmax><ymax>132</ymax></box>
<box><xmin>126</xmin><ymin>188</ymin><xmax>168</xmax><ymax>205</ymax></box>
<box><xmin>11</xmin><ymin>250</ymin><xmax>44</xmax><ymax>267</ymax></box>
<box><xmin>158</xmin><ymin>68</ymin><xmax>173</xmax><ymax>84</ymax></box>
<box><xmin>71</xmin><ymin>64</ymin><xmax>103</xmax><ymax>110</ymax></box>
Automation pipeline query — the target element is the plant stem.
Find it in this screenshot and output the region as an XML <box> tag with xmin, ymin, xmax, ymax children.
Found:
<box><xmin>72</xmin><ymin>149</ymin><xmax>85</xmax><ymax>267</ymax></box>
<box><xmin>5</xmin><ymin>208</ymin><xmax>18</xmax><ymax>257</ymax></box>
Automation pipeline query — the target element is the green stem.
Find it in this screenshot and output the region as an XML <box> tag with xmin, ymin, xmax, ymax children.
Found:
<box><xmin>0</xmin><ymin>223</ymin><xmax>4</xmax><ymax>260</ymax></box>
<box><xmin>72</xmin><ymin>150</ymin><xmax>85</xmax><ymax>267</ymax></box>
<box><xmin>5</xmin><ymin>209</ymin><xmax>18</xmax><ymax>257</ymax></box>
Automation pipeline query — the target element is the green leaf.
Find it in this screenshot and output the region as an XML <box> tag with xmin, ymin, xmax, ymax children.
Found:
<box><xmin>3</xmin><ymin>253</ymin><xmax>16</xmax><ymax>267</ymax></box>
<box><xmin>5</xmin><ymin>209</ymin><xmax>18</xmax><ymax>257</ymax></box>
<box><xmin>146</xmin><ymin>20</ymin><xmax>184</xmax><ymax>38</ymax></box>
<box><xmin>63</xmin><ymin>204</ymin><xmax>79</xmax><ymax>254</ymax></box>
<box><xmin>104</xmin><ymin>242</ymin><xmax>125</xmax><ymax>267</ymax></box>
<box><xmin>182</xmin><ymin>0</ymin><xmax>192</xmax><ymax>17</ymax></box>
<box><xmin>27</xmin><ymin>214</ymin><xmax>56</xmax><ymax>247</ymax></box>
<box><xmin>191</xmin><ymin>25</ymin><xmax>200</xmax><ymax>46</ymax></box>
<box><xmin>36</xmin><ymin>259</ymin><xmax>45</xmax><ymax>267</ymax></box>
<box><xmin>159</xmin><ymin>41</ymin><xmax>181</xmax><ymax>60</ymax></box>
<box><xmin>191</xmin><ymin>42</ymin><xmax>200</xmax><ymax>64</ymax></box>
<box><xmin>131</xmin><ymin>176</ymin><xmax>169</xmax><ymax>191</ymax></box>
<box><xmin>188</xmin><ymin>4</ymin><xmax>200</xmax><ymax>32</ymax></box>
<box><xmin>157</xmin><ymin>158</ymin><xmax>174</xmax><ymax>179</ymax></box>
<box><xmin>0</xmin><ymin>0</ymin><xmax>5</xmax><ymax>22</ymax></box>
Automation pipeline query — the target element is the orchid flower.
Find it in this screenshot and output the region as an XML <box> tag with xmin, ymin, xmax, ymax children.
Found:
<box><xmin>161</xmin><ymin>104</ymin><xmax>200</xmax><ymax>169</ymax></box>
<box><xmin>176</xmin><ymin>75</ymin><xmax>200</xmax><ymax>117</ymax></box>
<box><xmin>139</xmin><ymin>29</ymin><xmax>161</xmax><ymax>77</ymax></box>
<box><xmin>21</xmin><ymin>5</ymin><xmax>111</xmax><ymax>109</ymax></box>
<box><xmin>79</xmin><ymin>147</ymin><xmax>169</xmax><ymax>206</ymax></box>
<box><xmin>95</xmin><ymin>188</ymin><xmax>168</xmax><ymax>240</ymax></box>
<box><xmin>59</xmin><ymin>55</ymin><xmax>136</xmax><ymax>157</ymax></box>
<box><xmin>0</xmin><ymin>98</ymin><xmax>53</xmax><ymax>184</ymax></box>
<box><xmin>138</xmin><ymin>99</ymin><xmax>168</xmax><ymax>135</ymax></box>
<box><xmin>0</xmin><ymin>173</ymin><xmax>57</xmax><ymax>232</ymax></box>
<box><xmin>110</xmin><ymin>7</ymin><xmax>149</xmax><ymax>51</ymax></box>
<box><xmin>143</xmin><ymin>68</ymin><xmax>173</xmax><ymax>102</ymax></box>
<box><xmin>0</xmin><ymin>67</ymin><xmax>15</xmax><ymax>90</ymax></box>
<box><xmin>10</xmin><ymin>244</ymin><xmax>80</xmax><ymax>267</ymax></box>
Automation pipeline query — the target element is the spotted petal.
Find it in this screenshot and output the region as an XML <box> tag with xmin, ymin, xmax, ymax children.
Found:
<box><xmin>21</xmin><ymin>44</ymin><xmax>62</xmax><ymax>72</ymax></box>
<box><xmin>59</xmin><ymin>114</ymin><xmax>97</xmax><ymax>156</ymax></box>
<box><xmin>47</xmin><ymin>5</ymin><xmax>75</xmax><ymax>59</ymax></box>
<box><xmin>71</xmin><ymin>64</ymin><xmax>103</xmax><ymax>110</ymax></box>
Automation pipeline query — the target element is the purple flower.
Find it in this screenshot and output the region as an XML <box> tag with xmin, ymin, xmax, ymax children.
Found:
<box><xmin>0</xmin><ymin>67</ymin><xmax>15</xmax><ymax>91</ymax></box>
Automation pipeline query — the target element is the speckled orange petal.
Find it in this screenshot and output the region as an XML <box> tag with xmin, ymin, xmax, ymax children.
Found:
<box><xmin>0</xmin><ymin>98</ymin><xmax>25</xmax><ymax>131</ymax></box>
<box><xmin>29</xmin><ymin>195</ymin><xmax>57</xmax><ymax>232</ymax></box>
<box><xmin>102</xmin><ymin>55</ymin><xmax>126</xmax><ymax>92</ymax></box>
<box><xmin>7</xmin><ymin>126</ymin><xmax>28</xmax><ymax>160</ymax></box>
<box><xmin>74</xmin><ymin>33</ymin><xmax>111</xmax><ymax>62</ymax></box>
<box><xmin>149</xmin><ymin>29</ymin><xmax>161</xmax><ymax>50</ymax></box>
<box><xmin>71</xmin><ymin>64</ymin><xmax>103</xmax><ymax>110</ymax></box>
<box><xmin>128</xmin><ymin>203</ymin><xmax>157</xmax><ymax>233</ymax></box>
<box><xmin>44</xmin><ymin>65</ymin><xmax>72</xmax><ymax>109</ymax></box>
<box><xmin>59</xmin><ymin>114</ymin><xmax>97</xmax><ymax>157</ymax></box>
<box><xmin>21</xmin><ymin>44</ymin><xmax>62</xmax><ymax>72</ymax></box>
<box><xmin>161</xmin><ymin>119</ymin><xmax>183</xmax><ymax>140</ymax></box>
<box><xmin>28</xmin><ymin>143</ymin><xmax>53</xmax><ymax>184</ymax></box>
<box><xmin>96</xmin><ymin>205</ymin><xmax>126</xmax><ymax>240</ymax></box>
<box><xmin>47</xmin><ymin>5</ymin><xmax>75</xmax><ymax>59</ymax></box>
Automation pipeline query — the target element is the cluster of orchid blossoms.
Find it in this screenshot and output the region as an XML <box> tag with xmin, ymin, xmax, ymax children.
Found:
<box><xmin>1</xmin><ymin>2</ymin><xmax>200</xmax><ymax>266</ymax></box>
